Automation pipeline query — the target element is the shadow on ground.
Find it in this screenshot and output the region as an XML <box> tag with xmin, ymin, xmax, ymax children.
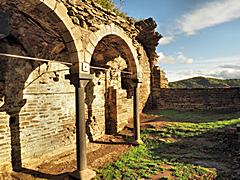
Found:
<box><xmin>143</xmin><ymin>110</ymin><xmax>240</xmax><ymax>179</ymax></box>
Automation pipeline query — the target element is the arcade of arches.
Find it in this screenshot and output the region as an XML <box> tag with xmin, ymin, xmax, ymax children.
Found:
<box><xmin>0</xmin><ymin>0</ymin><xmax>161</xmax><ymax>179</ymax></box>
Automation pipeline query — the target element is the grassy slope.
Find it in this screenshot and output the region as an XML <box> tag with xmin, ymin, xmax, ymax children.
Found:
<box><xmin>169</xmin><ymin>76</ymin><xmax>240</xmax><ymax>88</ymax></box>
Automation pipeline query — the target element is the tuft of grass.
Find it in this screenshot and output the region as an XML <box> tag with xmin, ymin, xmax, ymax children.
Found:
<box><xmin>93</xmin><ymin>0</ymin><xmax>127</xmax><ymax>17</ymax></box>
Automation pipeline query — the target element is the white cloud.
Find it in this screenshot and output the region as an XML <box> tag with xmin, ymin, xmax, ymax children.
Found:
<box><xmin>205</xmin><ymin>69</ymin><xmax>240</xmax><ymax>79</ymax></box>
<box><xmin>177</xmin><ymin>52</ymin><xmax>193</xmax><ymax>64</ymax></box>
<box><xmin>166</xmin><ymin>70</ymin><xmax>200</xmax><ymax>82</ymax></box>
<box><xmin>168</xmin><ymin>69</ymin><xmax>240</xmax><ymax>82</ymax></box>
<box><xmin>159</xmin><ymin>36</ymin><xmax>174</xmax><ymax>45</ymax></box>
<box><xmin>206</xmin><ymin>63</ymin><xmax>240</xmax><ymax>79</ymax></box>
<box><xmin>175</xmin><ymin>67</ymin><xmax>240</xmax><ymax>81</ymax></box>
<box><xmin>158</xmin><ymin>52</ymin><xmax>194</xmax><ymax>65</ymax></box>
<box><xmin>178</xmin><ymin>0</ymin><xmax>240</xmax><ymax>35</ymax></box>
<box><xmin>158</xmin><ymin>52</ymin><xmax>175</xmax><ymax>64</ymax></box>
<box><xmin>219</xmin><ymin>64</ymin><xmax>240</xmax><ymax>70</ymax></box>
<box><xmin>164</xmin><ymin>55</ymin><xmax>240</xmax><ymax>82</ymax></box>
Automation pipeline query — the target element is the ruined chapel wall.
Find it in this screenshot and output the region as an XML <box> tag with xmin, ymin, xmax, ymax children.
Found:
<box><xmin>64</xmin><ymin>0</ymin><xmax>155</xmax><ymax>113</ymax></box>
<box><xmin>0</xmin><ymin>112</ymin><xmax>11</xmax><ymax>171</ymax></box>
<box><xmin>0</xmin><ymin>0</ymin><xmax>77</xmax><ymax>170</ymax></box>
<box><xmin>0</xmin><ymin>60</ymin><xmax>11</xmax><ymax>171</ymax></box>
<box><xmin>0</xmin><ymin>0</ymin><xmax>159</xmax><ymax>171</ymax></box>
<box><xmin>85</xmin><ymin>72</ymin><xmax>106</xmax><ymax>140</ymax></box>
<box><xmin>0</xmin><ymin>59</ymin><xmax>76</xmax><ymax>170</ymax></box>
<box><xmin>20</xmin><ymin>63</ymin><xmax>76</xmax><ymax>167</ymax></box>
<box><xmin>152</xmin><ymin>88</ymin><xmax>240</xmax><ymax>112</ymax></box>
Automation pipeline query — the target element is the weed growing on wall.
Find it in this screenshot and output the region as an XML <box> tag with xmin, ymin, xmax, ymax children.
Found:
<box><xmin>93</xmin><ymin>0</ymin><xmax>127</xmax><ymax>17</ymax></box>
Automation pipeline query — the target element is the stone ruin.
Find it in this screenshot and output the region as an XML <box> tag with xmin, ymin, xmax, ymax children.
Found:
<box><xmin>0</xmin><ymin>0</ymin><xmax>162</xmax><ymax>176</ymax></box>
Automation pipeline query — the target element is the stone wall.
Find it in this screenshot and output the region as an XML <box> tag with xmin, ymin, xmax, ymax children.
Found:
<box><xmin>0</xmin><ymin>0</ymin><xmax>161</xmax><ymax>171</ymax></box>
<box><xmin>86</xmin><ymin>57</ymin><xmax>134</xmax><ymax>140</ymax></box>
<box><xmin>152</xmin><ymin>88</ymin><xmax>240</xmax><ymax>112</ymax></box>
<box><xmin>152</xmin><ymin>66</ymin><xmax>168</xmax><ymax>89</ymax></box>
<box><xmin>0</xmin><ymin>60</ymin><xmax>76</xmax><ymax>170</ymax></box>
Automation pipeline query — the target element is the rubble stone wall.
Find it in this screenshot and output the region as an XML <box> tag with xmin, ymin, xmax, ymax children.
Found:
<box><xmin>152</xmin><ymin>88</ymin><xmax>240</xmax><ymax>112</ymax></box>
<box><xmin>0</xmin><ymin>61</ymin><xmax>76</xmax><ymax>170</ymax></box>
<box><xmin>0</xmin><ymin>0</ymin><xmax>161</xmax><ymax>171</ymax></box>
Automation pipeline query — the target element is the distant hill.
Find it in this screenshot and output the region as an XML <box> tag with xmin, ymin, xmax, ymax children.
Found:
<box><xmin>169</xmin><ymin>76</ymin><xmax>240</xmax><ymax>88</ymax></box>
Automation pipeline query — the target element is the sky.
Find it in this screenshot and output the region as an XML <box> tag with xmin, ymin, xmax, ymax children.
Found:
<box><xmin>113</xmin><ymin>0</ymin><xmax>240</xmax><ymax>82</ymax></box>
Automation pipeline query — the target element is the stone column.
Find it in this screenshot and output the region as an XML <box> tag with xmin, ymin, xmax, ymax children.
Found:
<box><xmin>66</xmin><ymin>73</ymin><xmax>96</xmax><ymax>180</ymax></box>
<box><xmin>132</xmin><ymin>80</ymin><xmax>143</xmax><ymax>145</ymax></box>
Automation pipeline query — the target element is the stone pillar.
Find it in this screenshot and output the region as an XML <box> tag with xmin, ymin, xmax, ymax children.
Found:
<box><xmin>132</xmin><ymin>80</ymin><xmax>143</xmax><ymax>145</ymax></box>
<box><xmin>65</xmin><ymin>73</ymin><xmax>96</xmax><ymax>180</ymax></box>
<box><xmin>76</xmin><ymin>80</ymin><xmax>88</xmax><ymax>171</ymax></box>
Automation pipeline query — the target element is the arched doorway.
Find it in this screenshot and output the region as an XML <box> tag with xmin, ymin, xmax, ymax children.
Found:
<box><xmin>84</xmin><ymin>26</ymin><xmax>143</xmax><ymax>144</ymax></box>
<box><xmin>0</xmin><ymin>0</ymin><xmax>87</xmax><ymax>176</ymax></box>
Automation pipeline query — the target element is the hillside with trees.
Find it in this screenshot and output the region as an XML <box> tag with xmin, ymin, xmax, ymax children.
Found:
<box><xmin>169</xmin><ymin>76</ymin><xmax>240</xmax><ymax>88</ymax></box>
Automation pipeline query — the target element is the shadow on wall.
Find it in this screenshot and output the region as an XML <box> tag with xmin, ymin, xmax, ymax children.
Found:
<box><xmin>0</xmin><ymin>1</ymin><xmax>77</xmax><ymax>176</ymax></box>
<box><xmin>85</xmin><ymin>80</ymin><xmax>96</xmax><ymax>142</ymax></box>
<box><xmin>0</xmin><ymin>38</ymin><xmax>74</xmax><ymax>178</ymax></box>
<box><xmin>0</xmin><ymin>62</ymin><xmax>36</xmax><ymax>173</ymax></box>
<box><xmin>142</xmin><ymin>71</ymin><xmax>155</xmax><ymax>113</ymax></box>
<box><xmin>0</xmin><ymin>38</ymin><xmax>33</xmax><ymax>172</ymax></box>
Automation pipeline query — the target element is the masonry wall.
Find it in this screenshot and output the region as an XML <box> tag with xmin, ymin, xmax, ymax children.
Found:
<box><xmin>152</xmin><ymin>88</ymin><xmax>240</xmax><ymax>112</ymax></box>
<box><xmin>0</xmin><ymin>60</ymin><xmax>76</xmax><ymax>170</ymax></box>
<box><xmin>0</xmin><ymin>55</ymin><xmax>145</xmax><ymax>171</ymax></box>
<box><xmin>0</xmin><ymin>0</ymin><xmax>158</xmax><ymax>172</ymax></box>
<box><xmin>86</xmin><ymin>56</ymin><xmax>136</xmax><ymax>140</ymax></box>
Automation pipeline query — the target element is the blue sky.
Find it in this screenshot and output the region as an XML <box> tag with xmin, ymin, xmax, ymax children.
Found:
<box><xmin>114</xmin><ymin>0</ymin><xmax>240</xmax><ymax>82</ymax></box>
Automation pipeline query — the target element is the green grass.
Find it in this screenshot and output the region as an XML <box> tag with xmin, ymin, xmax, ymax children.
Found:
<box><xmin>151</xmin><ymin>109</ymin><xmax>240</xmax><ymax>122</ymax></box>
<box><xmin>96</xmin><ymin>144</ymin><xmax>163</xmax><ymax>179</ymax></box>
<box><xmin>152</xmin><ymin>118</ymin><xmax>240</xmax><ymax>138</ymax></box>
<box><xmin>95</xmin><ymin>110</ymin><xmax>240</xmax><ymax>179</ymax></box>
<box><xmin>94</xmin><ymin>0</ymin><xmax>127</xmax><ymax>17</ymax></box>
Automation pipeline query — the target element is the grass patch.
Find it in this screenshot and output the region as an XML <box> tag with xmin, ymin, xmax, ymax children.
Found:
<box><xmin>96</xmin><ymin>144</ymin><xmax>163</xmax><ymax>179</ymax></box>
<box><xmin>151</xmin><ymin>110</ymin><xmax>240</xmax><ymax>122</ymax></box>
<box><xmin>96</xmin><ymin>110</ymin><xmax>240</xmax><ymax>179</ymax></box>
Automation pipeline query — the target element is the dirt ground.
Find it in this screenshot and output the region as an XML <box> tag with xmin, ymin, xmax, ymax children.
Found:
<box><xmin>2</xmin><ymin>114</ymin><xmax>161</xmax><ymax>180</ymax></box>
<box><xmin>2</xmin><ymin>112</ymin><xmax>240</xmax><ymax>179</ymax></box>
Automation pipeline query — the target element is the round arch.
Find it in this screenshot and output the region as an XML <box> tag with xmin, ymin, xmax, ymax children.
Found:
<box><xmin>0</xmin><ymin>0</ymin><xmax>86</xmax><ymax>172</ymax></box>
<box><xmin>85</xmin><ymin>23</ymin><xmax>141</xmax><ymax>79</ymax></box>
<box><xmin>22</xmin><ymin>0</ymin><xmax>84</xmax><ymax>72</ymax></box>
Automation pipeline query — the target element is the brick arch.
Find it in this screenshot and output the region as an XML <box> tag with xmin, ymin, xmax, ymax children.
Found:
<box><xmin>24</xmin><ymin>0</ymin><xmax>83</xmax><ymax>72</ymax></box>
<box><xmin>85</xmin><ymin>23</ymin><xmax>141</xmax><ymax>79</ymax></box>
